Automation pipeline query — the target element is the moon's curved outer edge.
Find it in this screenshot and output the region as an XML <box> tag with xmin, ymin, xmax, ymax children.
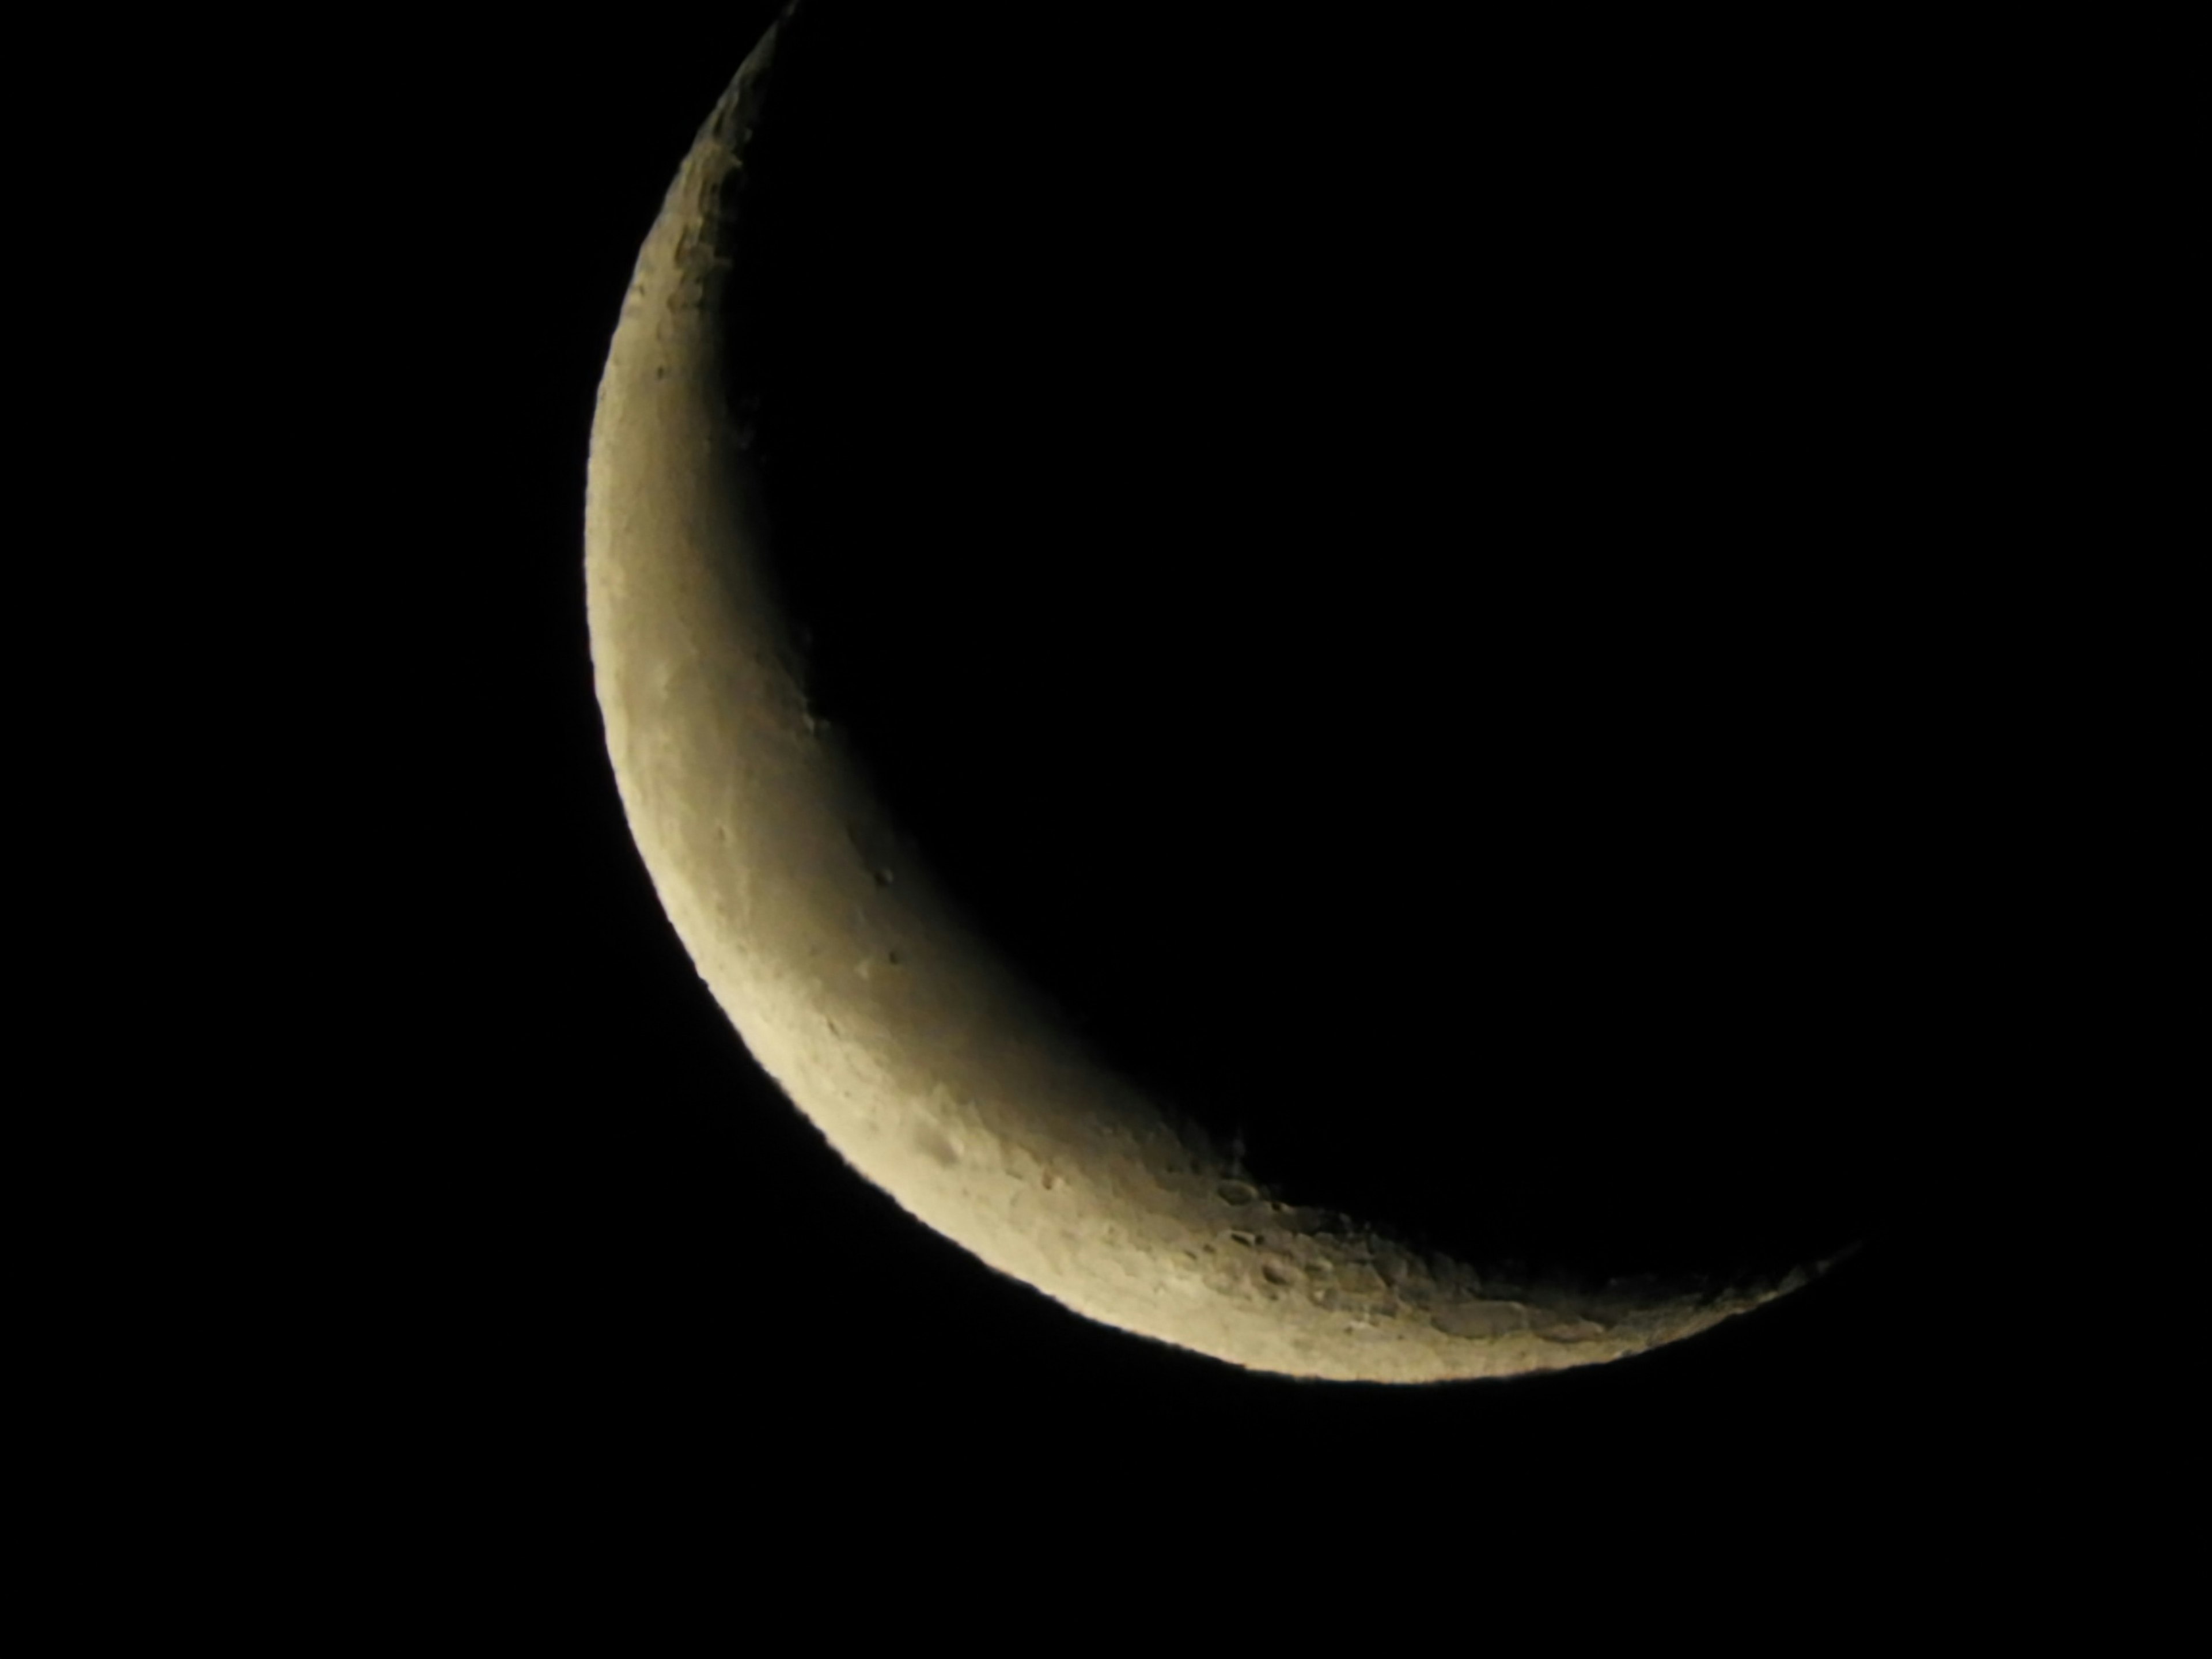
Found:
<box><xmin>584</xmin><ymin>12</ymin><xmax>1830</xmax><ymax>1381</ymax></box>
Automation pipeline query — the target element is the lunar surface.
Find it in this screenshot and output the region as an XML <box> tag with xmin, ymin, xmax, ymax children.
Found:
<box><xmin>585</xmin><ymin>7</ymin><xmax>1863</xmax><ymax>1380</ymax></box>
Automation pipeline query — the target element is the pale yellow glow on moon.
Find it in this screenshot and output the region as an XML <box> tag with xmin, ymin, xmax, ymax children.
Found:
<box><xmin>584</xmin><ymin>14</ymin><xmax>1830</xmax><ymax>1381</ymax></box>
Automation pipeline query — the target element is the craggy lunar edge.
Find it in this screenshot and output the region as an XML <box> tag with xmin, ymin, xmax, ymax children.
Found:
<box><xmin>584</xmin><ymin>9</ymin><xmax>1836</xmax><ymax>1381</ymax></box>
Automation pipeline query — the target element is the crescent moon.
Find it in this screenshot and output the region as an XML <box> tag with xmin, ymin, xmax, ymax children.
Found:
<box><xmin>585</xmin><ymin>10</ymin><xmax>1841</xmax><ymax>1381</ymax></box>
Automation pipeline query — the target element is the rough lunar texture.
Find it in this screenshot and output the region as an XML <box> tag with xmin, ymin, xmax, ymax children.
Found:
<box><xmin>584</xmin><ymin>12</ymin><xmax>1832</xmax><ymax>1381</ymax></box>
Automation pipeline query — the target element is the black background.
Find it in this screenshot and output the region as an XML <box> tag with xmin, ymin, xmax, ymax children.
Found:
<box><xmin>181</xmin><ymin>0</ymin><xmax>2053</xmax><ymax>1563</ymax></box>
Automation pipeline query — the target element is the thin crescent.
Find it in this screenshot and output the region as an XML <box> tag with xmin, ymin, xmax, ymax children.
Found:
<box><xmin>584</xmin><ymin>12</ymin><xmax>1834</xmax><ymax>1381</ymax></box>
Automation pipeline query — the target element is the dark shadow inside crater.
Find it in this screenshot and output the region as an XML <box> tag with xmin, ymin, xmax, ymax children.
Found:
<box><xmin>718</xmin><ymin>5</ymin><xmax>1957</xmax><ymax>1285</ymax></box>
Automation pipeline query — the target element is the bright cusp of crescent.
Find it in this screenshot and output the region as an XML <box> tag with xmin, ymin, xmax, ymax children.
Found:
<box><xmin>584</xmin><ymin>12</ymin><xmax>1832</xmax><ymax>1381</ymax></box>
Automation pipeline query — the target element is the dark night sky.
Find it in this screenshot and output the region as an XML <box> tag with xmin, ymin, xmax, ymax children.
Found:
<box><xmin>220</xmin><ymin>0</ymin><xmax>2040</xmax><ymax>1553</ymax></box>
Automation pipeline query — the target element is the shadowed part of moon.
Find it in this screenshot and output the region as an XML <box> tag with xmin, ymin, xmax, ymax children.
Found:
<box><xmin>721</xmin><ymin>7</ymin><xmax>1912</xmax><ymax>1285</ymax></box>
